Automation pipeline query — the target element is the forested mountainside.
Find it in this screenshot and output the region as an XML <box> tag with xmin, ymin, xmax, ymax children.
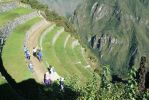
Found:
<box><xmin>0</xmin><ymin>0</ymin><xmax>149</xmax><ymax>99</ymax></box>
<box><xmin>40</xmin><ymin>0</ymin><xmax>149</xmax><ymax>77</ymax></box>
<box><xmin>38</xmin><ymin>0</ymin><xmax>83</xmax><ymax>16</ymax></box>
<box><xmin>70</xmin><ymin>0</ymin><xmax>149</xmax><ymax>77</ymax></box>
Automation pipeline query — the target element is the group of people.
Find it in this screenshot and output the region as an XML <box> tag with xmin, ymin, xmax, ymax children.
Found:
<box><xmin>33</xmin><ymin>47</ymin><xmax>43</xmax><ymax>62</ymax></box>
<box><xmin>44</xmin><ymin>66</ymin><xmax>64</xmax><ymax>92</ymax></box>
<box><xmin>23</xmin><ymin>46</ymin><xmax>43</xmax><ymax>71</ymax></box>
<box><xmin>24</xmin><ymin>45</ymin><xmax>64</xmax><ymax>91</ymax></box>
<box><xmin>24</xmin><ymin>46</ymin><xmax>33</xmax><ymax>71</ymax></box>
<box><xmin>24</xmin><ymin>46</ymin><xmax>43</xmax><ymax>62</ymax></box>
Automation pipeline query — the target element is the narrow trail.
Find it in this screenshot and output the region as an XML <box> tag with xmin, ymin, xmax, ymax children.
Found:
<box><xmin>26</xmin><ymin>19</ymin><xmax>51</xmax><ymax>83</ymax></box>
<box><xmin>39</xmin><ymin>24</ymin><xmax>56</xmax><ymax>50</ymax></box>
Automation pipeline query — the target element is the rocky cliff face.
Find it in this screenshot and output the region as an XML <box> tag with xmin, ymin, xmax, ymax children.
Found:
<box><xmin>39</xmin><ymin>0</ymin><xmax>149</xmax><ymax>77</ymax></box>
<box><xmin>71</xmin><ymin>0</ymin><xmax>149</xmax><ymax>77</ymax></box>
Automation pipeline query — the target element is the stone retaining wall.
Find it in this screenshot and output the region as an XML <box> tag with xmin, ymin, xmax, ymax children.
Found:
<box><xmin>0</xmin><ymin>11</ymin><xmax>39</xmax><ymax>38</ymax></box>
<box><xmin>0</xmin><ymin>1</ymin><xmax>18</xmax><ymax>13</ymax></box>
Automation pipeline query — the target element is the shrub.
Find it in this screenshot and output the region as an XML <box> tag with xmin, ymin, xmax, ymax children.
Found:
<box><xmin>20</xmin><ymin>0</ymin><xmax>76</xmax><ymax>33</ymax></box>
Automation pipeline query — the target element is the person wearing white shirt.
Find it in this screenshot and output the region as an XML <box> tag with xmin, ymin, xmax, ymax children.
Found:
<box><xmin>32</xmin><ymin>47</ymin><xmax>37</xmax><ymax>57</ymax></box>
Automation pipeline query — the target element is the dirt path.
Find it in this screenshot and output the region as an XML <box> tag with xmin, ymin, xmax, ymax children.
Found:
<box><xmin>39</xmin><ymin>24</ymin><xmax>56</xmax><ymax>50</ymax></box>
<box><xmin>26</xmin><ymin>19</ymin><xmax>51</xmax><ymax>83</ymax></box>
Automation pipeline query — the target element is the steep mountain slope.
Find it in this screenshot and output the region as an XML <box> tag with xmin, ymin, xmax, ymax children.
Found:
<box><xmin>71</xmin><ymin>0</ymin><xmax>149</xmax><ymax>77</ymax></box>
<box><xmin>38</xmin><ymin>0</ymin><xmax>83</xmax><ymax>16</ymax></box>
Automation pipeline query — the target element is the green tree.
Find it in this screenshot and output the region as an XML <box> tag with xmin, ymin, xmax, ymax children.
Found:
<box><xmin>124</xmin><ymin>68</ymin><xmax>139</xmax><ymax>99</ymax></box>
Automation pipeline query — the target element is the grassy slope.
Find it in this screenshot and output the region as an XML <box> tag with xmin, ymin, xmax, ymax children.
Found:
<box><xmin>0</xmin><ymin>0</ymin><xmax>14</xmax><ymax>2</ymax></box>
<box><xmin>0</xmin><ymin>7</ymin><xmax>34</xmax><ymax>26</ymax></box>
<box><xmin>54</xmin><ymin>32</ymin><xmax>85</xmax><ymax>78</ymax></box>
<box><xmin>43</xmin><ymin>27</ymin><xmax>69</xmax><ymax>76</ymax></box>
<box><xmin>2</xmin><ymin>17</ymin><xmax>41</xmax><ymax>83</ymax></box>
<box><xmin>42</xmin><ymin>26</ymin><xmax>92</xmax><ymax>83</ymax></box>
<box><xmin>65</xmin><ymin>34</ymin><xmax>92</xmax><ymax>78</ymax></box>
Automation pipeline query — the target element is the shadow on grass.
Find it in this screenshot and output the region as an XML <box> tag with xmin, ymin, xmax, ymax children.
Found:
<box><xmin>0</xmin><ymin>56</ymin><xmax>81</xmax><ymax>100</ymax></box>
<box><xmin>112</xmin><ymin>75</ymin><xmax>128</xmax><ymax>84</ymax></box>
<box><xmin>145</xmin><ymin>72</ymin><xmax>149</xmax><ymax>89</ymax></box>
<box><xmin>0</xmin><ymin>79</ymin><xmax>81</xmax><ymax>100</ymax></box>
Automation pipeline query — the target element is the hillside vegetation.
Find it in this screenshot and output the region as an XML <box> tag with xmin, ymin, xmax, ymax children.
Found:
<box><xmin>0</xmin><ymin>7</ymin><xmax>34</xmax><ymax>27</ymax></box>
<box><xmin>71</xmin><ymin>0</ymin><xmax>149</xmax><ymax>78</ymax></box>
<box><xmin>20</xmin><ymin>0</ymin><xmax>76</xmax><ymax>34</ymax></box>
<box><xmin>0</xmin><ymin>0</ymin><xmax>149</xmax><ymax>100</ymax></box>
<box><xmin>2</xmin><ymin>17</ymin><xmax>41</xmax><ymax>82</ymax></box>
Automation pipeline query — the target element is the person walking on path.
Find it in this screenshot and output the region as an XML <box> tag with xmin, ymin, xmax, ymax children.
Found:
<box><xmin>24</xmin><ymin>45</ymin><xmax>28</xmax><ymax>53</ymax></box>
<box><xmin>28</xmin><ymin>61</ymin><xmax>33</xmax><ymax>71</ymax></box>
<box><xmin>59</xmin><ymin>77</ymin><xmax>64</xmax><ymax>92</ymax></box>
<box><xmin>44</xmin><ymin>72</ymin><xmax>51</xmax><ymax>86</ymax></box>
<box><xmin>32</xmin><ymin>47</ymin><xmax>37</xmax><ymax>57</ymax></box>
<box><xmin>25</xmin><ymin>50</ymin><xmax>31</xmax><ymax>60</ymax></box>
<box><xmin>37</xmin><ymin>49</ymin><xmax>42</xmax><ymax>62</ymax></box>
<box><xmin>50</xmin><ymin>67</ymin><xmax>56</xmax><ymax>74</ymax></box>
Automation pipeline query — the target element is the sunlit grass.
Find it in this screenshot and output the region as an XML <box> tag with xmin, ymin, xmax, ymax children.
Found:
<box><xmin>0</xmin><ymin>7</ymin><xmax>34</xmax><ymax>26</ymax></box>
<box><xmin>42</xmin><ymin>27</ymin><xmax>92</xmax><ymax>84</ymax></box>
<box><xmin>2</xmin><ymin>17</ymin><xmax>41</xmax><ymax>83</ymax></box>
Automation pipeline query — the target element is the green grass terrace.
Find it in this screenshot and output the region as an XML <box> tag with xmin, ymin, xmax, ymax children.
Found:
<box><xmin>42</xmin><ymin>26</ymin><xmax>93</xmax><ymax>84</ymax></box>
<box><xmin>0</xmin><ymin>7</ymin><xmax>34</xmax><ymax>27</ymax></box>
<box><xmin>2</xmin><ymin>17</ymin><xmax>42</xmax><ymax>83</ymax></box>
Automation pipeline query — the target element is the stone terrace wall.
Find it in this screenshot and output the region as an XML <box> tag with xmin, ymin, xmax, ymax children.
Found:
<box><xmin>0</xmin><ymin>11</ymin><xmax>39</xmax><ymax>38</ymax></box>
<box><xmin>0</xmin><ymin>1</ymin><xmax>18</xmax><ymax>13</ymax></box>
<box><xmin>24</xmin><ymin>19</ymin><xmax>47</xmax><ymax>46</ymax></box>
<box><xmin>0</xmin><ymin>1</ymin><xmax>31</xmax><ymax>13</ymax></box>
